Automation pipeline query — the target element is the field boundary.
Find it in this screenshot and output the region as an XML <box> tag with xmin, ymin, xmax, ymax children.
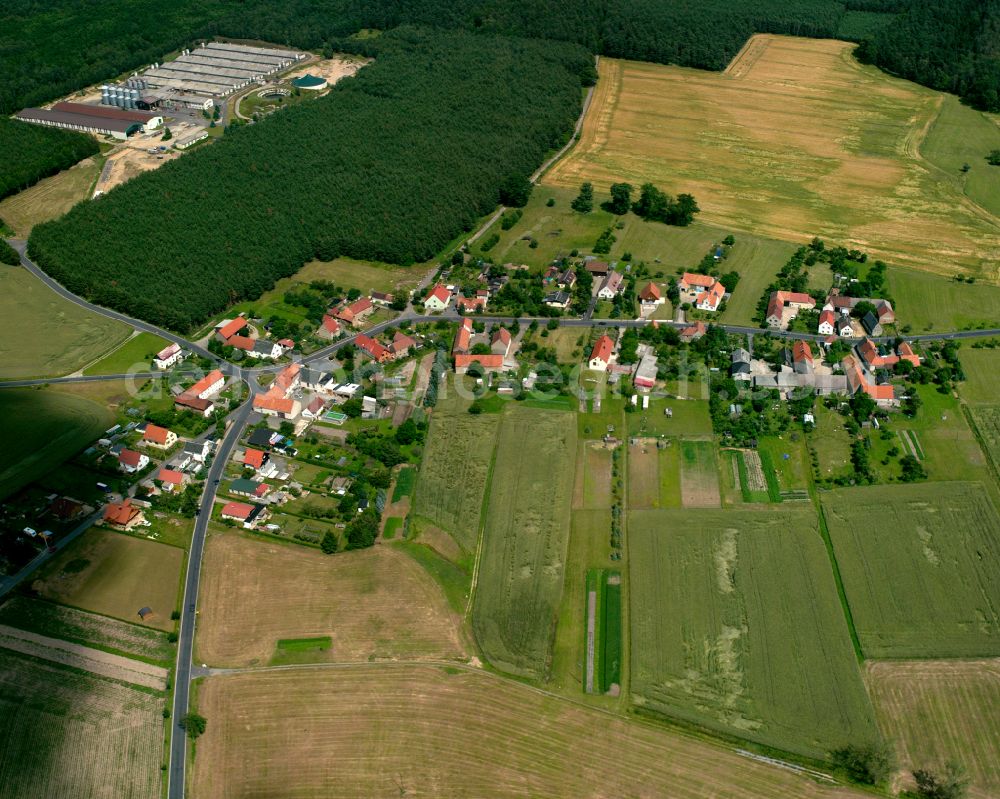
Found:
<box><xmin>0</xmin><ymin>623</ymin><xmax>167</xmax><ymax>689</ymax></box>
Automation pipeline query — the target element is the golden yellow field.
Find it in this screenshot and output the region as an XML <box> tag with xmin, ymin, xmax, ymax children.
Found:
<box><xmin>545</xmin><ymin>36</ymin><xmax>1000</xmax><ymax>278</ymax></box>
<box><xmin>192</xmin><ymin>664</ymin><xmax>870</xmax><ymax>799</ymax></box>
<box><xmin>0</xmin><ymin>156</ymin><xmax>99</xmax><ymax>237</ymax></box>
<box><xmin>195</xmin><ymin>531</ymin><xmax>466</xmax><ymax>667</ymax></box>
<box><xmin>867</xmin><ymin>660</ymin><xmax>1000</xmax><ymax>799</ymax></box>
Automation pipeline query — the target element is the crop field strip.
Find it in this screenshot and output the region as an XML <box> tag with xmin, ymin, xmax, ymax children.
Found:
<box><xmin>0</xmin><ymin>596</ymin><xmax>172</xmax><ymax>664</ymax></box>
<box><xmin>196</xmin><ymin>531</ymin><xmax>465</xmax><ymax>667</ymax></box>
<box><xmin>544</xmin><ymin>36</ymin><xmax>1000</xmax><ymax>277</ymax></box>
<box><xmin>472</xmin><ymin>407</ymin><xmax>576</xmax><ymax>678</ymax></box>
<box><xmin>192</xmin><ymin>664</ymin><xmax>870</xmax><ymax>799</ymax></box>
<box><xmin>866</xmin><ymin>659</ymin><xmax>1000</xmax><ymax>799</ymax></box>
<box><xmin>679</xmin><ymin>439</ymin><xmax>722</xmax><ymax>507</ymax></box>
<box><xmin>0</xmin><ymin>648</ymin><xmax>162</xmax><ymax>799</ymax></box>
<box><xmin>629</xmin><ymin>507</ymin><xmax>877</xmax><ymax>758</ymax></box>
<box><xmin>412</xmin><ymin>393</ymin><xmax>501</xmax><ymax>553</ymax></box>
<box><xmin>823</xmin><ymin>482</ymin><xmax>1000</xmax><ymax>658</ymax></box>
<box><xmin>584</xmin><ymin>569</ymin><xmax>622</xmax><ymax>695</ymax></box>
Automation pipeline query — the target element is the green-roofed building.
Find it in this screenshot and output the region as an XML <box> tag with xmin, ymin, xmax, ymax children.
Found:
<box><xmin>291</xmin><ymin>74</ymin><xmax>327</xmax><ymax>91</ymax></box>
<box><xmin>230</xmin><ymin>478</ymin><xmax>267</xmax><ymax>498</ymax></box>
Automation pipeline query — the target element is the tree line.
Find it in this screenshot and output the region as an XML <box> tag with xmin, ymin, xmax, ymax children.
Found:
<box><xmin>0</xmin><ymin>118</ymin><xmax>99</xmax><ymax>200</ymax></box>
<box><xmin>27</xmin><ymin>28</ymin><xmax>590</xmax><ymax>331</ymax></box>
<box><xmin>9</xmin><ymin>0</ymin><xmax>998</xmax><ymax>118</ymax></box>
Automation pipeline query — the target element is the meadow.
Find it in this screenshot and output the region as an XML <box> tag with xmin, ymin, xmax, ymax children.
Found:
<box><xmin>627</xmin><ymin>439</ymin><xmax>681</xmax><ymax>510</ymax></box>
<box><xmin>959</xmin><ymin>348</ymin><xmax>1000</xmax><ymax>406</ymax></box>
<box><xmin>887</xmin><ymin>268</ymin><xmax>1000</xmax><ymax>333</ymax></box>
<box><xmin>544</xmin><ymin>37</ymin><xmax>1000</xmax><ymax>278</ymax></box>
<box><xmin>195</xmin><ymin>530</ymin><xmax>465</xmax><ymax>667</ymax></box>
<box><xmin>0</xmin><ymin>388</ymin><xmax>112</xmax><ymax>502</ymax></box>
<box><xmin>629</xmin><ymin>507</ymin><xmax>876</xmax><ymax>758</ymax></box>
<box><xmin>472</xmin><ymin>407</ymin><xmax>576</xmax><ymax>678</ymax></box>
<box><xmin>32</xmin><ymin>529</ymin><xmax>183</xmax><ymax>632</ymax></box>
<box><xmin>0</xmin><ymin>267</ymin><xmax>130</xmax><ymax>379</ymax></box>
<box><xmin>81</xmin><ymin>332</ymin><xmax>168</xmax><ymax>376</ymax></box>
<box><xmin>866</xmin><ymin>659</ymin><xmax>1000</xmax><ymax>799</ymax></box>
<box><xmin>0</xmin><ymin>157</ymin><xmax>99</xmax><ymax>237</ymax></box>
<box><xmin>823</xmin><ymin>482</ymin><xmax>1000</xmax><ymax>658</ymax></box>
<box><xmin>412</xmin><ymin>390</ymin><xmax>501</xmax><ymax>553</ymax></box>
<box><xmin>679</xmin><ymin>439</ymin><xmax>721</xmax><ymax>507</ymax></box>
<box><xmin>191</xmin><ymin>664</ymin><xmax>870</xmax><ymax>799</ymax></box>
<box><xmin>919</xmin><ymin>95</ymin><xmax>1000</xmax><ymax>220</ymax></box>
<box><xmin>0</xmin><ymin>649</ymin><xmax>162</xmax><ymax>799</ymax></box>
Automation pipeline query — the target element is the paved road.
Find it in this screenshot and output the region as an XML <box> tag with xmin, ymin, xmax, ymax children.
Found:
<box><xmin>167</xmin><ymin>395</ymin><xmax>256</xmax><ymax>799</ymax></box>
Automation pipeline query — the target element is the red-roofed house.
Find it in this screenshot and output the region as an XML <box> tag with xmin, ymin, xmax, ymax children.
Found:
<box><xmin>390</xmin><ymin>332</ymin><xmax>416</xmax><ymax>358</ymax></box>
<box><xmin>897</xmin><ymin>342</ymin><xmax>921</xmax><ymax>367</ymax></box>
<box><xmin>227</xmin><ymin>335</ymin><xmax>255</xmax><ymax>352</ymax></box>
<box><xmin>336</xmin><ymin>297</ymin><xmax>374</xmax><ymax>328</ymax></box>
<box><xmin>317</xmin><ymin>314</ymin><xmax>341</xmax><ymax>340</ymax></box>
<box><xmin>103</xmin><ymin>499</ymin><xmax>145</xmax><ymax>531</ymax></box>
<box><xmin>453</xmin><ymin>318</ymin><xmax>473</xmax><ymax>355</ymax></box>
<box><xmin>355</xmin><ymin>334</ymin><xmax>392</xmax><ymax>363</ymax></box>
<box><xmin>153</xmin><ymin>343</ymin><xmax>182</xmax><ymax>370</ymax></box>
<box><xmin>679</xmin><ymin>321</ymin><xmax>707</xmax><ymax>342</ymax></box>
<box><xmin>638</xmin><ymin>282</ymin><xmax>663</xmax><ymax>308</ymax></box>
<box><xmin>156</xmin><ymin>468</ymin><xmax>188</xmax><ymax>492</ymax></box>
<box><xmin>215</xmin><ymin>317</ymin><xmax>248</xmax><ymax>342</ymax></box>
<box><xmin>273</xmin><ymin>363</ymin><xmax>301</xmax><ymax>393</ymax></box>
<box><xmin>817</xmin><ymin>309</ymin><xmax>837</xmax><ymax>336</ymax></box>
<box><xmin>589</xmin><ymin>335</ymin><xmax>615</xmax><ymax>371</ymax></box>
<box><xmin>243</xmin><ymin>449</ymin><xmax>266</xmax><ymax>470</ymax></box>
<box><xmin>843</xmin><ymin>354</ymin><xmax>896</xmax><ymax>406</ymax></box>
<box><xmin>454</xmin><ymin>353</ymin><xmax>504</xmax><ymax>375</ymax></box>
<box><xmin>142</xmin><ymin>424</ymin><xmax>177</xmax><ymax>449</ymax></box>
<box><xmin>252</xmin><ymin>393</ymin><xmax>301</xmax><ymax>419</ymax></box>
<box><xmin>221</xmin><ymin>501</ymin><xmax>269</xmax><ymax>529</ymax></box>
<box><xmin>456</xmin><ymin>294</ymin><xmax>487</xmax><ymax>312</ymax></box>
<box><xmin>792</xmin><ymin>341</ymin><xmax>814</xmax><ymax>375</ymax></box>
<box><xmin>491</xmin><ymin>328</ymin><xmax>512</xmax><ymax>358</ymax></box>
<box><xmin>695</xmin><ymin>281</ymin><xmax>726</xmax><ymax>312</ymax></box>
<box><xmin>187</xmin><ymin>370</ymin><xmax>225</xmax><ymax>399</ymax></box>
<box><xmin>118</xmin><ymin>449</ymin><xmax>149</xmax><ymax>473</ymax></box>
<box><xmin>597</xmin><ymin>271</ymin><xmax>624</xmax><ymax>300</ymax></box>
<box><xmin>301</xmin><ymin>396</ymin><xmax>327</xmax><ymax>420</ymax></box>
<box><xmin>424</xmin><ymin>284</ymin><xmax>451</xmax><ymax>311</ymax></box>
<box><xmin>766</xmin><ymin>291</ymin><xmax>815</xmax><ymax>329</ymax></box>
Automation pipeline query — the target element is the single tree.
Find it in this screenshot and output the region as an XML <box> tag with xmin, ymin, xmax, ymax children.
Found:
<box><xmin>320</xmin><ymin>530</ymin><xmax>339</xmax><ymax>554</ymax></box>
<box><xmin>571</xmin><ymin>182</ymin><xmax>594</xmax><ymax>213</ymax></box>
<box><xmin>161</xmin><ymin>127</ymin><xmax>172</xmax><ymax>141</ymax></box>
<box><xmin>179</xmin><ymin>713</ymin><xmax>207</xmax><ymax>739</ymax></box>
<box><xmin>606</xmin><ymin>182</ymin><xmax>632</xmax><ymax>215</ymax></box>
<box><xmin>987</xmin><ymin>149</ymin><xmax>1000</xmax><ymax>166</ymax></box>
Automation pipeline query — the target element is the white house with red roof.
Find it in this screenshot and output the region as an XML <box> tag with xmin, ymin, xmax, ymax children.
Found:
<box><xmin>118</xmin><ymin>449</ymin><xmax>149</xmax><ymax>473</ymax></box>
<box><xmin>424</xmin><ymin>284</ymin><xmax>451</xmax><ymax>311</ymax></box>
<box><xmin>175</xmin><ymin>369</ymin><xmax>225</xmax><ymax>417</ymax></box>
<box><xmin>638</xmin><ymin>282</ymin><xmax>663</xmax><ymax>309</ymax></box>
<box><xmin>597</xmin><ymin>271</ymin><xmax>624</xmax><ymax>300</ymax></box>
<box><xmin>679</xmin><ymin>272</ymin><xmax>726</xmax><ymax>312</ymax></box>
<box><xmin>142</xmin><ymin>424</ymin><xmax>177</xmax><ymax>449</ymax></box>
<box><xmin>153</xmin><ymin>342</ymin><xmax>183</xmax><ymax>370</ymax></box>
<box><xmin>156</xmin><ymin>468</ymin><xmax>188</xmax><ymax>492</ymax></box>
<box><xmin>103</xmin><ymin>499</ymin><xmax>145</xmax><ymax>531</ymax></box>
<box><xmin>491</xmin><ymin>328</ymin><xmax>512</xmax><ymax>358</ymax></box>
<box><xmin>220</xmin><ymin>501</ymin><xmax>269</xmax><ymax>529</ymax></box>
<box><xmin>588</xmin><ymin>334</ymin><xmax>615</xmax><ymax>372</ymax></box>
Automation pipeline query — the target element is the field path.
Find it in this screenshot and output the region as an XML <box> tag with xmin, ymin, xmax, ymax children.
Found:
<box><xmin>0</xmin><ymin>623</ymin><xmax>167</xmax><ymax>689</ymax></box>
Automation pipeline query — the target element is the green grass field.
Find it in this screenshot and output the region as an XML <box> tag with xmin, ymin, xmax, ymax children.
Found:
<box><xmin>920</xmin><ymin>95</ymin><xmax>1000</xmax><ymax>219</ymax></box>
<box><xmin>81</xmin><ymin>332</ymin><xmax>168</xmax><ymax>375</ymax></box>
<box><xmin>412</xmin><ymin>391</ymin><xmax>500</xmax><ymax>553</ymax></box>
<box><xmin>629</xmin><ymin>507</ymin><xmax>876</xmax><ymax>759</ymax></box>
<box><xmin>626</xmin><ymin>397</ymin><xmax>713</xmax><ymax>437</ymax></box>
<box><xmin>959</xmin><ymin>348</ymin><xmax>1000</xmax><ymax>406</ymax></box>
<box><xmin>0</xmin><ymin>648</ymin><xmax>163</xmax><ymax>798</ymax></box>
<box><xmin>472</xmin><ymin>407</ymin><xmax>576</xmax><ymax>678</ymax></box>
<box><xmin>271</xmin><ymin>636</ymin><xmax>333</xmax><ymax>665</ymax></box>
<box><xmin>887</xmin><ymin>268</ymin><xmax>1000</xmax><ymax>333</ymax></box>
<box><xmin>391</xmin><ymin>465</ymin><xmax>417</xmax><ymax>502</ymax></box>
<box><xmin>0</xmin><ymin>388</ymin><xmax>112</xmax><ymax>502</ymax></box>
<box><xmin>823</xmin><ymin>482</ymin><xmax>1000</xmax><ymax>658</ymax></box>
<box><xmin>0</xmin><ymin>267</ymin><xmax>130</xmax><ymax>379</ymax></box>
<box><xmin>32</xmin><ymin>528</ymin><xmax>184</xmax><ymax>632</ymax></box>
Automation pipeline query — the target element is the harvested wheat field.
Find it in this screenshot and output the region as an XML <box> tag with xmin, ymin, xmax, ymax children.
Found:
<box><xmin>195</xmin><ymin>530</ymin><xmax>466</xmax><ymax>667</ymax></box>
<box><xmin>192</xmin><ymin>663</ymin><xmax>869</xmax><ymax>799</ymax></box>
<box><xmin>545</xmin><ymin>35</ymin><xmax>1000</xmax><ymax>278</ymax></box>
<box><xmin>866</xmin><ymin>659</ymin><xmax>1000</xmax><ymax>799</ymax></box>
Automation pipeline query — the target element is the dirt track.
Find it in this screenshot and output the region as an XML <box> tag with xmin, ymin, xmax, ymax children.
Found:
<box><xmin>0</xmin><ymin>624</ymin><xmax>168</xmax><ymax>689</ymax></box>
